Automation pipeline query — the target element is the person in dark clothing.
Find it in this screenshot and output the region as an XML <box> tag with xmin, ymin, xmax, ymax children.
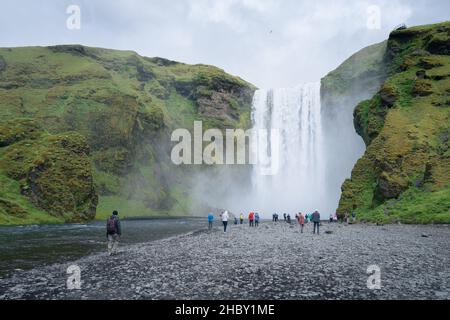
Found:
<box><xmin>106</xmin><ymin>210</ymin><xmax>122</xmax><ymax>256</ymax></box>
<box><xmin>312</xmin><ymin>210</ymin><xmax>320</xmax><ymax>234</ymax></box>
<box><xmin>272</xmin><ymin>213</ymin><xmax>276</xmax><ymax>222</ymax></box>
<box><xmin>283</xmin><ymin>213</ymin><xmax>287</xmax><ymax>222</ymax></box>
<box><xmin>287</xmin><ymin>214</ymin><xmax>291</xmax><ymax>224</ymax></box>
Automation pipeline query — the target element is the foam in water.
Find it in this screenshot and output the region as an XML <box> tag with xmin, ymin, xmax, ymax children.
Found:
<box><xmin>250</xmin><ymin>82</ymin><xmax>329</xmax><ymax>217</ymax></box>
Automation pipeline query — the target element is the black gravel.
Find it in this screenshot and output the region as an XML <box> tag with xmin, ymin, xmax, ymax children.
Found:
<box><xmin>0</xmin><ymin>222</ymin><xmax>449</xmax><ymax>300</ymax></box>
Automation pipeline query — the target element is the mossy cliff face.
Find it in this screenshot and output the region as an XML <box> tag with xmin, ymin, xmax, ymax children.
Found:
<box><xmin>0</xmin><ymin>45</ymin><xmax>255</xmax><ymax>224</ymax></box>
<box><xmin>338</xmin><ymin>21</ymin><xmax>450</xmax><ymax>224</ymax></box>
<box><xmin>0</xmin><ymin>119</ymin><xmax>97</xmax><ymax>223</ymax></box>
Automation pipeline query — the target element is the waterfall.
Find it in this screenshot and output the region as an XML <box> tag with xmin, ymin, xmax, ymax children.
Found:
<box><xmin>250</xmin><ymin>82</ymin><xmax>329</xmax><ymax>217</ymax></box>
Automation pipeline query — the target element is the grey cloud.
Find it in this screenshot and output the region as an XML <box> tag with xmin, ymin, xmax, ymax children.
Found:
<box><xmin>0</xmin><ymin>0</ymin><xmax>449</xmax><ymax>88</ymax></box>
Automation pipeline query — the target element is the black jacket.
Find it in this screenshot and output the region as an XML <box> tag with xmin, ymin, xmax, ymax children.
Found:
<box><xmin>106</xmin><ymin>215</ymin><xmax>122</xmax><ymax>237</ymax></box>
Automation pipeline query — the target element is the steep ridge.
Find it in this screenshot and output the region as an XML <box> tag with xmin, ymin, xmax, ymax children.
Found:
<box><xmin>338</xmin><ymin>21</ymin><xmax>450</xmax><ymax>223</ymax></box>
<box><xmin>0</xmin><ymin>45</ymin><xmax>255</xmax><ymax>224</ymax></box>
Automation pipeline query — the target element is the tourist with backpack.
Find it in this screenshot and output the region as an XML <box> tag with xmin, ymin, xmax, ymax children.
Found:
<box><xmin>249</xmin><ymin>212</ymin><xmax>255</xmax><ymax>227</ymax></box>
<box><xmin>106</xmin><ymin>210</ymin><xmax>121</xmax><ymax>256</ymax></box>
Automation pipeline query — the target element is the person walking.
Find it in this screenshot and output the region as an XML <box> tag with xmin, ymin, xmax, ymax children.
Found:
<box><xmin>312</xmin><ymin>210</ymin><xmax>321</xmax><ymax>234</ymax></box>
<box><xmin>106</xmin><ymin>210</ymin><xmax>122</xmax><ymax>256</ymax></box>
<box><xmin>221</xmin><ymin>210</ymin><xmax>229</xmax><ymax>232</ymax></box>
<box><xmin>255</xmin><ymin>212</ymin><xmax>260</xmax><ymax>227</ymax></box>
<box><xmin>249</xmin><ymin>211</ymin><xmax>255</xmax><ymax>227</ymax></box>
<box><xmin>298</xmin><ymin>212</ymin><xmax>305</xmax><ymax>233</ymax></box>
<box><xmin>208</xmin><ymin>212</ymin><xmax>214</xmax><ymax>230</ymax></box>
<box><xmin>283</xmin><ymin>213</ymin><xmax>287</xmax><ymax>222</ymax></box>
<box><xmin>240</xmin><ymin>213</ymin><xmax>244</xmax><ymax>225</ymax></box>
<box><xmin>287</xmin><ymin>214</ymin><xmax>291</xmax><ymax>224</ymax></box>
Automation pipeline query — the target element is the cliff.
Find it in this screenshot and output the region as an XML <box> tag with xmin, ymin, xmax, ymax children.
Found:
<box><xmin>0</xmin><ymin>45</ymin><xmax>255</xmax><ymax>224</ymax></box>
<box><xmin>337</xmin><ymin>21</ymin><xmax>450</xmax><ymax>223</ymax></box>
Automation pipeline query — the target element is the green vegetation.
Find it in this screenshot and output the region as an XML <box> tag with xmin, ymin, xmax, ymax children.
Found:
<box><xmin>0</xmin><ymin>45</ymin><xmax>255</xmax><ymax>225</ymax></box>
<box><xmin>0</xmin><ymin>119</ymin><xmax>97</xmax><ymax>224</ymax></box>
<box><xmin>321</xmin><ymin>40</ymin><xmax>388</xmax><ymax>107</ymax></box>
<box><xmin>338</xmin><ymin>21</ymin><xmax>450</xmax><ymax>224</ymax></box>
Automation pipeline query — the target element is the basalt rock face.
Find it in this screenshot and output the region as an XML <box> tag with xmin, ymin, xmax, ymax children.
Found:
<box><xmin>338</xmin><ymin>21</ymin><xmax>450</xmax><ymax>224</ymax></box>
<box><xmin>0</xmin><ymin>45</ymin><xmax>255</xmax><ymax>224</ymax></box>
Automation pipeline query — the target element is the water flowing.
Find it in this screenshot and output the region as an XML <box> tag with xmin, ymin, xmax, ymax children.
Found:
<box><xmin>250</xmin><ymin>82</ymin><xmax>329</xmax><ymax>217</ymax></box>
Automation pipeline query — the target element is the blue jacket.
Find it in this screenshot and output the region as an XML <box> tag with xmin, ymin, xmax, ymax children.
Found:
<box><xmin>208</xmin><ymin>213</ymin><xmax>214</xmax><ymax>222</ymax></box>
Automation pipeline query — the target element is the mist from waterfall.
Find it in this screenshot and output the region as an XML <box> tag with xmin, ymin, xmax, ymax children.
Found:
<box><xmin>250</xmin><ymin>82</ymin><xmax>329</xmax><ymax>218</ymax></box>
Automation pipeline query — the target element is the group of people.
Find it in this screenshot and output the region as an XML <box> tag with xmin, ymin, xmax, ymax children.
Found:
<box><xmin>210</xmin><ymin>211</ymin><xmax>261</xmax><ymax>232</ymax></box>
<box><xmin>293</xmin><ymin>211</ymin><xmax>321</xmax><ymax>234</ymax></box>
<box><xmin>210</xmin><ymin>210</ymin><xmax>322</xmax><ymax>234</ymax></box>
<box><xmin>103</xmin><ymin>208</ymin><xmax>357</xmax><ymax>257</ymax></box>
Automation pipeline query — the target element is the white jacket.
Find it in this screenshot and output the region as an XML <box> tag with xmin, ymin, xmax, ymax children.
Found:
<box><xmin>222</xmin><ymin>211</ymin><xmax>229</xmax><ymax>222</ymax></box>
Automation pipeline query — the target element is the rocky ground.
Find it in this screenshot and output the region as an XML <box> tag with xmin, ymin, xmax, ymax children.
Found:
<box><xmin>0</xmin><ymin>222</ymin><xmax>449</xmax><ymax>300</ymax></box>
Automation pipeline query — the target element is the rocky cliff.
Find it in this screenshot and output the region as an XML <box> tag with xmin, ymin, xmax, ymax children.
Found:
<box><xmin>0</xmin><ymin>45</ymin><xmax>255</xmax><ymax>224</ymax></box>
<box><xmin>337</xmin><ymin>22</ymin><xmax>450</xmax><ymax>223</ymax></box>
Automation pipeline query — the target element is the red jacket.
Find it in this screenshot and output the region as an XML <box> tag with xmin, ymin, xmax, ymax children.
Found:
<box><xmin>298</xmin><ymin>214</ymin><xmax>305</xmax><ymax>224</ymax></box>
<box><xmin>249</xmin><ymin>212</ymin><xmax>254</xmax><ymax>220</ymax></box>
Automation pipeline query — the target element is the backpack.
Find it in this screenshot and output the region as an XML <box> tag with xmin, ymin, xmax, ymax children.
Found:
<box><xmin>107</xmin><ymin>217</ymin><xmax>117</xmax><ymax>234</ymax></box>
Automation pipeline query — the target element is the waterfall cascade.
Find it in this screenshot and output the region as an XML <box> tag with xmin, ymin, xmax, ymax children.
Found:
<box><xmin>250</xmin><ymin>82</ymin><xmax>329</xmax><ymax>217</ymax></box>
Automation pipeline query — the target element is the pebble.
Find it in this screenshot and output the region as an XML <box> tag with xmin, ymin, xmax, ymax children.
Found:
<box><xmin>0</xmin><ymin>223</ymin><xmax>449</xmax><ymax>300</ymax></box>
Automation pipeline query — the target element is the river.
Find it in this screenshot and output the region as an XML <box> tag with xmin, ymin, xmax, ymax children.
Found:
<box><xmin>0</xmin><ymin>218</ymin><xmax>205</xmax><ymax>278</ymax></box>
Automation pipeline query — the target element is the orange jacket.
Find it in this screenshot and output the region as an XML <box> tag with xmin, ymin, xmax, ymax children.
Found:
<box><xmin>298</xmin><ymin>214</ymin><xmax>305</xmax><ymax>224</ymax></box>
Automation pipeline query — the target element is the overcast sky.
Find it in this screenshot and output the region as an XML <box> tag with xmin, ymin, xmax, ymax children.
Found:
<box><xmin>0</xmin><ymin>0</ymin><xmax>449</xmax><ymax>88</ymax></box>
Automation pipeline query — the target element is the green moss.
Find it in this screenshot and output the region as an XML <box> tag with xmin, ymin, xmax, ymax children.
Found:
<box><xmin>0</xmin><ymin>44</ymin><xmax>254</xmax><ymax>225</ymax></box>
<box><xmin>339</xmin><ymin>21</ymin><xmax>450</xmax><ymax>224</ymax></box>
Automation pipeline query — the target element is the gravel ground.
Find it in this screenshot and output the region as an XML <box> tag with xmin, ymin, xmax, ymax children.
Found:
<box><xmin>0</xmin><ymin>222</ymin><xmax>449</xmax><ymax>300</ymax></box>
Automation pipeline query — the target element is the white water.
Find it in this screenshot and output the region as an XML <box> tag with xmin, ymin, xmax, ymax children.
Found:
<box><xmin>250</xmin><ymin>82</ymin><xmax>329</xmax><ymax>217</ymax></box>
